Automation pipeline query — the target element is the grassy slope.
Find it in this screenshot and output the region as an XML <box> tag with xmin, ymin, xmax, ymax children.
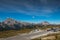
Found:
<box><xmin>32</xmin><ymin>32</ymin><xmax>60</xmax><ymax>40</ymax></box>
<box><xmin>0</xmin><ymin>29</ymin><xmax>32</xmax><ymax>38</ymax></box>
<box><xmin>0</xmin><ymin>25</ymin><xmax>60</xmax><ymax>38</ymax></box>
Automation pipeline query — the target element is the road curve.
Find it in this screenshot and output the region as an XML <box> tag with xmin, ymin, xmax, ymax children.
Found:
<box><xmin>0</xmin><ymin>28</ymin><xmax>60</xmax><ymax>40</ymax></box>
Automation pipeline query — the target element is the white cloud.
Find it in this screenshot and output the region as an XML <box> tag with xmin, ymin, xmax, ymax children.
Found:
<box><xmin>0</xmin><ymin>0</ymin><xmax>57</xmax><ymax>18</ymax></box>
<box><xmin>16</xmin><ymin>7</ymin><xmax>55</xmax><ymax>18</ymax></box>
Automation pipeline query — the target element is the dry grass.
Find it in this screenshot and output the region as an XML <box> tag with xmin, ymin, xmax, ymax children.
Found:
<box><xmin>0</xmin><ymin>29</ymin><xmax>32</xmax><ymax>38</ymax></box>
<box><xmin>32</xmin><ymin>32</ymin><xmax>60</xmax><ymax>40</ymax></box>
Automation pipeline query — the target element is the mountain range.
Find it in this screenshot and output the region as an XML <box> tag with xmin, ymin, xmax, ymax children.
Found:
<box><xmin>0</xmin><ymin>18</ymin><xmax>58</xmax><ymax>31</ymax></box>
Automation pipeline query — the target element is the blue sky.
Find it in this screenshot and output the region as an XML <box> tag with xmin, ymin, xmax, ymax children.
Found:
<box><xmin>0</xmin><ymin>0</ymin><xmax>60</xmax><ymax>24</ymax></box>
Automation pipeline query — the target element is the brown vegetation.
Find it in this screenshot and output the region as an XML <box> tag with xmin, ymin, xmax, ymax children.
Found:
<box><xmin>32</xmin><ymin>32</ymin><xmax>60</xmax><ymax>40</ymax></box>
<box><xmin>0</xmin><ymin>29</ymin><xmax>32</xmax><ymax>38</ymax></box>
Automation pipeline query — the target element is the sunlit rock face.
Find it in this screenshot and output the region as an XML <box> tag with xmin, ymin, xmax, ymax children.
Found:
<box><xmin>3</xmin><ymin>18</ymin><xmax>17</xmax><ymax>25</ymax></box>
<box><xmin>1</xmin><ymin>18</ymin><xmax>33</xmax><ymax>30</ymax></box>
<box><xmin>41</xmin><ymin>21</ymin><xmax>50</xmax><ymax>26</ymax></box>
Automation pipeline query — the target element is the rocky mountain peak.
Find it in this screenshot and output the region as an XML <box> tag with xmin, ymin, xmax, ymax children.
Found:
<box><xmin>3</xmin><ymin>18</ymin><xmax>16</xmax><ymax>25</ymax></box>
